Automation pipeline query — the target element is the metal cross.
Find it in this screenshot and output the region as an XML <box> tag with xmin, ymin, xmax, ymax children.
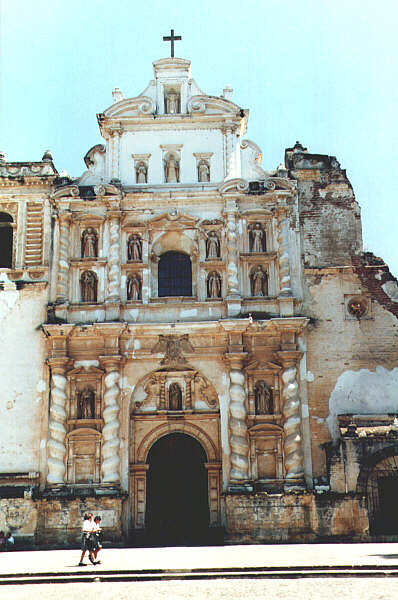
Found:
<box><xmin>163</xmin><ymin>29</ymin><xmax>182</xmax><ymax>58</ymax></box>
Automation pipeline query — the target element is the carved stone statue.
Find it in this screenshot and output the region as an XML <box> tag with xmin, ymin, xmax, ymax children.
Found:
<box><xmin>250</xmin><ymin>265</ymin><xmax>267</xmax><ymax>297</ymax></box>
<box><xmin>165</xmin><ymin>90</ymin><xmax>179</xmax><ymax>114</ymax></box>
<box><xmin>81</xmin><ymin>227</ymin><xmax>98</xmax><ymax>258</ymax></box>
<box><xmin>78</xmin><ymin>387</ymin><xmax>95</xmax><ymax>419</ymax></box>
<box><xmin>255</xmin><ymin>381</ymin><xmax>273</xmax><ymax>415</ymax></box>
<box><xmin>198</xmin><ymin>161</ymin><xmax>210</xmax><ymax>182</ymax></box>
<box><xmin>208</xmin><ymin>271</ymin><xmax>221</xmax><ymax>298</ymax></box>
<box><xmin>206</xmin><ymin>231</ymin><xmax>220</xmax><ymax>259</ymax></box>
<box><xmin>165</xmin><ymin>155</ymin><xmax>180</xmax><ymax>183</ymax></box>
<box><xmin>136</xmin><ymin>162</ymin><xmax>147</xmax><ymax>183</ymax></box>
<box><xmin>169</xmin><ymin>382</ymin><xmax>182</xmax><ymax>410</ymax></box>
<box><xmin>127</xmin><ymin>274</ymin><xmax>141</xmax><ymax>301</ymax></box>
<box><xmin>80</xmin><ymin>270</ymin><xmax>97</xmax><ymax>302</ymax></box>
<box><xmin>250</xmin><ymin>223</ymin><xmax>265</xmax><ymax>253</ymax></box>
<box><xmin>127</xmin><ymin>234</ymin><xmax>142</xmax><ymax>261</ymax></box>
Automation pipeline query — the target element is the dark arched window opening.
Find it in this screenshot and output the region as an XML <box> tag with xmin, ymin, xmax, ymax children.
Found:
<box><xmin>0</xmin><ymin>212</ymin><xmax>13</xmax><ymax>268</ymax></box>
<box><xmin>158</xmin><ymin>251</ymin><xmax>192</xmax><ymax>297</ymax></box>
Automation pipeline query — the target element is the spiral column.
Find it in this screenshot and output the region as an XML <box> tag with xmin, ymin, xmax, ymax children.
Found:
<box><xmin>56</xmin><ymin>212</ymin><xmax>71</xmax><ymax>302</ymax></box>
<box><xmin>225</xmin><ymin>353</ymin><xmax>250</xmax><ymax>486</ymax></box>
<box><xmin>47</xmin><ymin>358</ymin><xmax>69</xmax><ymax>484</ymax></box>
<box><xmin>277</xmin><ymin>351</ymin><xmax>304</xmax><ymax>485</ymax></box>
<box><xmin>101</xmin><ymin>357</ymin><xmax>121</xmax><ymax>483</ymax></box>
<box><xmin>277</xmin><ymin>212</ymin><xmax>292</xmax><ymax>297</ymax></box>
<box><xmin>106</xmin><ymin>213</ymin><xmax>121</xmax><ymax>302</ymax></box>
<box><xmin>225</xmin><ymin>206</ymin><xmax>240</xmax><ymax>298</ymax></box>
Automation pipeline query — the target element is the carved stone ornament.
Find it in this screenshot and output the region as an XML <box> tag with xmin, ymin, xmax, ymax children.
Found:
<box><xmin>347</xmin><ymin>296</ymin><xmax>368</xmax><ymax>319</ymax></box>
<box><xmin>206</xmin><ymin>231</ymin><xmax>220</xmax><ymax>259</ymax></box>
<box><xmin>77</xmin><ymin>387</ymin><xmax>95</xmax><ymax>419</ymax></box>
<box><xmin>249</xmin><ymin>223</ymin><xmax>266</xmax><ymax>252</ymax></box>
<box><xmin>151</xmin><ymin>334</ymin><xmax>194</xmax><ymax>366</ymax></box>
<box><xmin>250</xmin><ymin>265</ymin><xmax>268</xmax><ymax>297</ymax></box>
<box><xmin>81</xmin><ymin>228</ymin><xmax>98</xmax><ymax>258</ymax></box>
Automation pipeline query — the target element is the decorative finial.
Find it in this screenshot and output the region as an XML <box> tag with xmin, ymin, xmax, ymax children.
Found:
<box><xmin>163</xmin><ymin>29</ymin><xmax>182</xmax><ymax>58</ymax></box>
<box><xmin>112</xmin><ymin>87</ymin><xmax>124</xmax><ymax>103</ymax></box>
<box><xmin>42</xmin><ymin>150</ymin><xmax>53</xmax><ymax>162</ymax></box>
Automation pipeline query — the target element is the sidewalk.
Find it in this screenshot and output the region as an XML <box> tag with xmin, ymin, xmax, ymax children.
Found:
<box><xmin>1</xmin><ymin>542</ymin><xmax>398</xmax><ymax>577</ymax></box>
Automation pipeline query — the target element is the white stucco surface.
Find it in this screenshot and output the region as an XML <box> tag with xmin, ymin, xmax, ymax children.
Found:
<box><xmin>0</xmin><ymin>287</ymin><xmax>46</xmax><ymax>471</ymax></box>
<box><xmin>327</xmin><ymin>366</ymin><xmax>398</xmax><ymax>440</ymax></box>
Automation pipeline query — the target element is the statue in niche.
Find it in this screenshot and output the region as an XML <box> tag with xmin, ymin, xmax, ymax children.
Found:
<box><xmin>81</xmin><ymin>227</ymin><xmax>98</xmax><ymax>258</ymax></box>
<box><xmin>207</xmin><ymin>271</ymin><xmax>221</xmax><ymax>298</ymax></box>
<box><xmin>206</xmin><ymin>230</ymin><xmax>220</xmax><ymax>259</ymax></box>
<box><xmin>255</xmin><ymin>381</ymin><xmax>273</xmax><ymax>415</ymax></box>
<box><xmin>78</xmin><ymin>387</ymin><xmax>95</xmax><ymax>419</ymax></box>
<box><xmin>80</xmin><ymin>270</ymin><xmax>97</xmax><ymax>302</ymax></box>
<box><xmin>249</xmin><ymin>223</ymin><xmax>265</xmax><ymax>253</ymax></box>
<box><xmin>165</xmin><ymin>155</ymin><xmax>180</xmax><ymax>183</ymax></box>
<box><xmin>165</xmin><ymin>90</ymin><xmax>179</xmax><ymax>114</ymax></box>
<box><xmin>127</xmin><ymin>274</ymin><xmax>141</xmax><ymax>301</ymax></box>
<box><xmin>127</xmin><ymin>234</ymin><xmax>142</xmax><ymax>261</ymax></box>
<box><xmin>169</xmin><ymin>382</ymin><xmax>182</xmax><ymax>410</ymax></box>
<box><xmin>198</xmin><ymin>160</ymin><xmax>210</xmax><ymax>182</ymax></box>
<box><xmin>250</xmin><ymin>265</ymin><xmax>267</xmax><ymax>297</ymax></box>
<box><xmin>136</xmin><ymin>162</ymin><xmax>147</xmax><ymax>183</ymax></box>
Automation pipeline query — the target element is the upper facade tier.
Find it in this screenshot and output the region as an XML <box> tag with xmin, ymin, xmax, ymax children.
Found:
<box><xmin>80</xmin><ymin>58</ymin><xmax>272</xmax><ymax>188</ymax></box>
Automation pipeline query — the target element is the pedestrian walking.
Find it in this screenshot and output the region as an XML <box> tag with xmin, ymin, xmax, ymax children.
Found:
<box><xmin>93</xmin><ymin>516</ymin><xmax>103</xmax><ymax>564</ymax></box>
<box><xmin>78</xmin><ymin>513</ymin><xmax>96</xmax><ymax>566</ymax></box>
<box><xmin>5</xmin><ymin>532</ymin><xmax>15</xmax><ymax>551</ymax></box>
<box><xmin>0</xmin><ymin>531</ymin><xmax>6</xmax><ymax>551</ymax></box>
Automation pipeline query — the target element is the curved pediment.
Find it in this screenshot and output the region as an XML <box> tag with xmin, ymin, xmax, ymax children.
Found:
<box><xmin>104</xmin><ymin>95</ymin><xmax>156</xmax><ymax>118</ymax></box>
<box><xmin>187</xmin><ymin>95</ymin><xmax>243</xmax><ymax>116</ymax></box>
<box><xmin>148</xmin><ymin>211</ymin><xmax>199</xmax><ymax>229</ymax></box>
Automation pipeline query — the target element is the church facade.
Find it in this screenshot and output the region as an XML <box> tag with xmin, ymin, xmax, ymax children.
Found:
<box><xmin>1</xmin><ymin>55</ymin><xmax>398</xmax><ymax>545</ymax></box>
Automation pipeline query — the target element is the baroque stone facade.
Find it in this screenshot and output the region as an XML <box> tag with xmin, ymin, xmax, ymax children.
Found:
<box><xmin>1</xmin><ymin>56</ymin><xmax>398</xmax><ymax>545</ymax></box>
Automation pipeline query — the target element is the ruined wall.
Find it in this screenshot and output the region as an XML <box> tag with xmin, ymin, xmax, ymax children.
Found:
<box><xmin>0</xmin><ymin>282</ymin><xmax>47</xmax><ymax>472</ymax></box>
<box><xmin>302</xmin><ymin>266</ymin><xmax>398</xmax><ymax>477</ymax></box>
<box><xmin>286</xmin><ymin>144</ymin><xmax>362</xmax><ymax>267</ymax></box>
<box><xmin>225</xmin><ymin>492</ymin><xmax>369</xmax><ymax>543</ymax></box>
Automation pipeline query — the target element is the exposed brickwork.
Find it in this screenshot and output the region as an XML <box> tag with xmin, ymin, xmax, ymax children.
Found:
<box><xmin>352</xmin><ymin>252</ymin><xmax>398</xmax><ymax>319</ymax></box>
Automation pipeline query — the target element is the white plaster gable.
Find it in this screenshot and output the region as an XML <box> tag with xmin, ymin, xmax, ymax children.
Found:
<box><xmin>240</xmin><ymin>139</ymin><xmax>267</xmax><ymax>181</ymax></box>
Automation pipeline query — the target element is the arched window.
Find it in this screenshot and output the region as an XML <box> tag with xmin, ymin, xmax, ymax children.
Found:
<box><xmin>0</xmin><ymin>212</ymin><xmax>13</xmax><ymax>268</ymax></box>
<box><xmin>158</xmin><ymin>251</ymin><xmax>192</xmax><ymax>297</ymax></box>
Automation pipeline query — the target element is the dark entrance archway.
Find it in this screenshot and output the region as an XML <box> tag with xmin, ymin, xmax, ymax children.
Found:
<box><xmin>145</xmin><ymin>433</ymin><xmax>209</xmax><ymax>545</ymax></box>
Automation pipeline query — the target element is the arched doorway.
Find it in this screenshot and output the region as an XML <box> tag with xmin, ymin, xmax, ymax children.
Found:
<box><xmin>365</xmin><ymin>454</ymin><xmax>398</xmax><ymax>535</ymax></box>
<box><xmin>145</xmin><ymin>433</ymin><xmax>209</xmax><ymax>544</ymax></box>
<box><xmin>158</xmin><ymin>251</ymin><xmax>192</xmax><ymax>297</ymax></box>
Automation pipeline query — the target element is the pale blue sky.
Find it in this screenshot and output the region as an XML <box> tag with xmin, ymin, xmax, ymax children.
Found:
<box><xmin>1</xmin><ymin>0</ymin><xmax>397</xmax><ymax>276</ymax></box>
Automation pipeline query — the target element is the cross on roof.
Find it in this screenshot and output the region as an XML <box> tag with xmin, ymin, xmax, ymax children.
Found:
<box><xmin>163</xmin><ymin>29</ymin><xmax>182</xmax><ymax>58</ymax></box>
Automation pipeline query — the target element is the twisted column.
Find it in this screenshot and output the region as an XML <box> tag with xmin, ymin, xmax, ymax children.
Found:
<box><xmin>56</xmin><ymin>212</ymin><xmax>71</xmax><ymax>302</ymax></box>
<box><xmin>277</xmin><ymin>212</ymin><xmax>292</xmax><ymax>297</ymax></box>
<box><xmin>278</xmin><ymin>351</ymin><xmax>304</xmax><ymax>482</ymax></box>
<box><xmin>225</xmin><ymin>353</ymin><xmax>249</xmax><ymax>481</ymax></box>
<box><xmin>106</xmin><ymin>214</ymin><xmax>121</xmax><ymax>301</ymax></box>
<box><xmin>101</xmin><ymin>357</ymin><xmax>121</xmax><ymax>483</ymax></box>
<box><xmin>47</xmin><ymin>358</ymin><xmax>69</xmax><ymax>484</ymax></box>
<box><xmin>225</xmin><ymin>207</ymin><xmax>240</xmax><ymax>298</ymax></box>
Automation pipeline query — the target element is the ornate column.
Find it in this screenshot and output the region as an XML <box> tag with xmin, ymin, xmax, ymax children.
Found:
<box><xmin>277</xmin><ymin>350</ymin><xmax>305</xmax><ymax>489</ymax></box>
<box><xmin>223</xmin><ymin>124</ymin><xmax>237</xmax><ymax>179</ymax></box>
<box><xmin>224</xmin><ymin>200</ymin><xmax>241</xmax><ymax>316</ymax></box>
<box><xmin>277</xmin><ymin>210</ymin><xmax>292</xmax><ymax>297</ymax></box>
<box><xmin>101</xmin><ymin>356</ymin><xmax>122</xmax><ymax>483</ymax></box>
<box><xmin>106</xmin><ymin>212</ymin><xmax>121</xmax><ymax>302</ymax></box>
<box><xmin>224</xmin><ymin>351</ymin><xmax>251</xmax><ymax>491</ymax></box>
<box><xmin>56</xmin><ymin>211</ymin><xmax>71</xmax><ymax>303</ymax></box>
<box><xmin>47</xmin><ymin>357</ymin><xmax>69</xmax><ymax>485</ymax></box>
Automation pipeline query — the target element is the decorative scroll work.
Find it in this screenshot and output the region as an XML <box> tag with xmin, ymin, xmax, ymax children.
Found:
<box><xmin>56</xmin><ymin>213</ymin><xmax>71</xmax><ymax>301</ymax></box>
<box><xmin>47</xmin><ymin>359</ymin><xmax>68</xmax><ymax>484</ymax></box>
<box><xmin>101</xmin><ymin>360</ymin><xmax>121</xmax><ymax>482</ymax></box>
<box><xmin>151</xmin><ymin>334</ymin><xmax>194</xmax><ymax>366</ymax></box>
<box><xmin>277</xmin><ymin>213</ymin><xmax>292</xmax><ymax>296</ymax></box>
<box><xmin>107</xmin><ymin>215</ymin><xmax>121</xmax><ymax>301</ymax></box>
<box><xmin>227</xmin><ymin>357</ymin><xmax>249</xmax><ymax>480</ymax></box>
<box><xmin>279</xmin><ymin>353</ymin><xmax>304</xmax><ymax>481</ymax></box>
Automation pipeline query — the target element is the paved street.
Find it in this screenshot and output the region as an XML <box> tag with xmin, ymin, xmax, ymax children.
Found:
<box><xmin>2</xmin><ymin>578</ymin><xmax>398</xmax><ymax>600</ymax></box>
<box><xmin>1</xmin><ymin>543</ymin><xmax>398</xmax><ymax>598</ymax></box>
<box><xmin>1</xmin><ymin>542</ymin><xmax>398</xmax><ymax>575</ymax></box>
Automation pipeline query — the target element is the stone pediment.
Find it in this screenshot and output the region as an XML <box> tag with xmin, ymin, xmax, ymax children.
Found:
<box><xmin>148</xmin><ymin>211</ymin><xmax>199</xmax><ymax>230</ymax></box>
<box><xmin>187</xmin><ymin>95</ymin><xmax>243</xmax><ymax>116</ymax></box>
<box><xmin>245</xmin><ymin>360</ymin><xmax>282</xmax><ymax>374</ymax></box>
<box><xmin>52</xmin><ymin>183</ymin><xmax>121</xmax><ymax>200</ymax></box>
<box><xmin>66</xmin><ymin>366</ymin><xmax>104</xmax><ymax>377</ymax></box>
<box><xmin>218</xmin><ymin>178</ymin><xmax>249</xmax><ymax>195</ymax></box>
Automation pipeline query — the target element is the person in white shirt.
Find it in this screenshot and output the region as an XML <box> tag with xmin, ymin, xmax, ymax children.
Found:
<box><xmin>78</xmin><ymin>513</ymin><xmax>96</xmax><ymax>566</ymax></box>
<box><xmin>93</xmin><ymin>516</ymin><xmax>102</xmax><ymax>564</ymax></box>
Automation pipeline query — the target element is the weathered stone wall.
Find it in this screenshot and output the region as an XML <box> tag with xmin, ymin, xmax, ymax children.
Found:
<box><xmin>225</xmin><ymin>492</ymin><xmax>369</xmax><ymax>543</ymax></box>
<box><xmin>0</xmin><ymin>283</ymin><xmax>47</xmax><ymax>473</ymax></box>
<box><xmin>302</xmin><ymin>268</ymin><xmax>398</xmax><ymax>477</ymax></box>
